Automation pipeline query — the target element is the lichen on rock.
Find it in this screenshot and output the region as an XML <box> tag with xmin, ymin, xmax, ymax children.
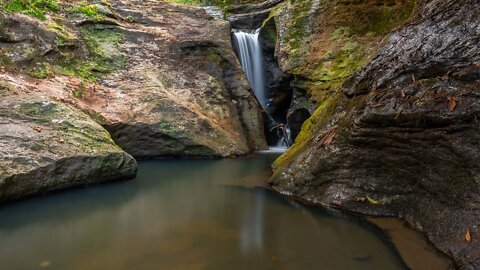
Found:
<box><xmin>270</xmin><ymin>0</ymin><xmax>480</xmax><ymax>268</ymax></box>
<box><xmin>272</xmin><ymin>0</ymin><xmax>416</xmax><ymax>104</ymax></box>
<box><xmin>0</xmin><ymin>0</ymin><xmax>267</xmax><ymax>159</ymax></box>
<box><xmin>0</xmin><ymin>91</ymin><xmax>137</xmax><ymax>203</ymax></box>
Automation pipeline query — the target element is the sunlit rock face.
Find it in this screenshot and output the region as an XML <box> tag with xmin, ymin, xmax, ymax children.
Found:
<box><xmin>270</xmin><ymin>0</ymin><xmax>480</xmax><ymax>268</ymax></box>
<box><xmin>0</xmin><ymin>0</ymin><xmax>267</xmax><ymax>159</ymax></box>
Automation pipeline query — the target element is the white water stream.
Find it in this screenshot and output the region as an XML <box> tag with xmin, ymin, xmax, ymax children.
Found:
<box><xmin>232</xmin><ymin>29</ymin><xmax>267</xmax><ymax>109</ymax></box>
<box><xmin>233</xmin><ymin>29</ymin><xmax>292</xmax><ymax>148</ymax></box>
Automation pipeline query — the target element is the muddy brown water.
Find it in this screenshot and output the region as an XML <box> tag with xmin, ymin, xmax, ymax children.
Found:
<box><xmin>0</xmin><ymin>152</ymin><xmax>449</xmax><ymax>269</ymax></box>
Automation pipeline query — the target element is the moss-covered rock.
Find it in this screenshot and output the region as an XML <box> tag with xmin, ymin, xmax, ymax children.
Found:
<box><xmin>0</xmin><ymin>91</ymin><xmax>137</xmax><ymax>203</ymax></box>
<box><xmin>272</xmin><ymin>0</ymin><xmax>416</xmax><ymax>104</ymax></box>
<box><xmin>270</xmin><ymin>0</ymin><xmax>480</xmax><ymax>268</ymax></box>
<box><xmin>0</xmin><ymin>0</ymin><xmax>267</xmax><ymax>158</ymax></box>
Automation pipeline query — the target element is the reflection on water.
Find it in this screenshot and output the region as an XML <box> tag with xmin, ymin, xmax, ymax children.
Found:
<box><xmin>0</xmin><ymin>153</ymin><xmax>407</xmax><ymax>270</ymax></box>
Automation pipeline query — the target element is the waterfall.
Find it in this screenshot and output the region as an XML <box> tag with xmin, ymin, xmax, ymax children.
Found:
<box><xmin>232</xmin><ymin>29</ymin><xmax>267</xmax><ymax>109</ymax></box>
<box><xmin>233</xmin><ymin>28</ymin><xmax>291</xmax><ymax>149</ymax></box>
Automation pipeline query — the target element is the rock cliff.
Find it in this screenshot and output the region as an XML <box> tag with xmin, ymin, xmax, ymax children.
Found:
<box><xmin>0</xmin><ymin>0</ymin><xmax>267</xmax><ymax>202</ymax></box>
<box><xmin>269</xmin><ymin>0</ymin><xmax>480</xmax><ymax>268</ymax></box>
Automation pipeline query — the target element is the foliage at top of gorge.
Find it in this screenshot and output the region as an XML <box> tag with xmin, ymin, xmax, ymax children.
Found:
<box><xmin>166</xmin><ymin>0</ymin><xmax>262</xmax><ymax>7</ymax></box>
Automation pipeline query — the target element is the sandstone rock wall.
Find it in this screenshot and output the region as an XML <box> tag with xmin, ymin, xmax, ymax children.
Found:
<box><xmin>270</xmin><ymin>0</ymin><xmax>480</xmax><ymax>268</ymax></box>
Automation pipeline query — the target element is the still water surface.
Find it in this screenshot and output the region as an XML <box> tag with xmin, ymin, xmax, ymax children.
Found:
<box><xmin>0</xmin><ymin>153</ymin><xmax>408</xmax><ymax>270</ymax></box>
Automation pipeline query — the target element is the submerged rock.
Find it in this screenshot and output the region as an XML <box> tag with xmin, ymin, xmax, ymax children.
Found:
<box><xmin>0</xmin><ymin>89</ymin><xmax>137</xmax><ymax>203</ymax></box>
<box><xmin>270</xmin><ymin>0</ymin><xmax>480</xmax><ymax>268</ymax></box>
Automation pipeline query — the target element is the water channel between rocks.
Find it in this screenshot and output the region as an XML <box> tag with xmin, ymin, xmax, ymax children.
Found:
<box><xmin>0</xmin><ymin>152</ymin><xmax>449</xmax><ymax>270</ymax></box>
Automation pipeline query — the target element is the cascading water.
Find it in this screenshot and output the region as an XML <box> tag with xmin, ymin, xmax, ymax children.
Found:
<box><xmin>233</xmin><ymin>29</ymin><xmax>290</xmax><ymax>148</ymax></box>
<box><xmin>232</xmin><ymin>29</ymin><xmax>267</xmax><ymax>109</ymax></box>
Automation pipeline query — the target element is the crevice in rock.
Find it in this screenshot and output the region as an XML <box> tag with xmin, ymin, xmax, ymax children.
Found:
<box><xmin>227</xmin><ymin>0</ymin><xmax>313</xmax><ymax>148</ymax></box>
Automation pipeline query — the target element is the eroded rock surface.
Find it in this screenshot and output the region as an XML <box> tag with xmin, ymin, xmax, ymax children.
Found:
<box><xmin>0</xmin><ymin>0</ymin><xmax>267</xmax><ymax>159</ymax></box>
<box><xmin>0</xmin><ymin>85</ymin><xmax>137</xmax><ymax>203</ymax></box>
<box><xmin>270</xmin><ymin>0</ymin><xmax>480</xmax><ymax>268</ymax></box>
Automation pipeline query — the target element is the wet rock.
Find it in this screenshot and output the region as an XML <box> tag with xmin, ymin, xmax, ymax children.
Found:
<box><xmin>287</xmin><ymin>89</ymin><xmax>314</xmax><ymax>141</ymax></box>
<box><xmin>228</xmin><ymin>8</ymin><xmax>272</xmax><ymax>30</ymax></box>
<box><xmin>272</xmin><ymin>0</ymin><xmax>417</xmax><ymax>105</ymax></box>
<box><xmin>0</xmin><ymin>90</ymin><xmax>137</xmax><ymax>203</ymax></box>
<box><xmin>0</xmin><ymin>13</ymin><xmax>60</xmax><ymax>65</ymax></box>
<box><xmin>271</xmin><ymin>0</ymin><xmax>480</xmax><ymax>268</ymax></box>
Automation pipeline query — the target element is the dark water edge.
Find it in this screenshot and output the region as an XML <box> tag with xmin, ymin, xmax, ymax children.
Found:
<box><xmin>0</xmin><ymin>152</ymin><xmax>447</xmax><ymax>270</ymax></box>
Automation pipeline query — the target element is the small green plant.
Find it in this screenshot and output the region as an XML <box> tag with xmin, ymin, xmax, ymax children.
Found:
<box><xmin>2</xmin><ymin>0</ymin><xmax>60</xmax><ymax>20</ymax></box>
<box><xmin>28</xmin><ymin>62</ymin><xmax>55</xmax><ymax>78</ymax></box>
<box><xmin>69</xmin><ymin>1</ymin><xmax>103</xmax><ymax>20</ymax></box>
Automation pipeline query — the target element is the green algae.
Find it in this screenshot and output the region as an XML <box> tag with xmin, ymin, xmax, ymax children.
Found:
<box><xmin>273</xmin><ymin>93</ymin><xmax>343</xmax><ymax>170</ymax></box>
<box><xmin>261</xmin><ymin>1</ymin><xmax>287</xmax><ymax>29</ymax></box>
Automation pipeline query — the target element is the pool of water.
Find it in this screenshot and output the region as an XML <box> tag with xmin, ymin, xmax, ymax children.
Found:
<box><xmin>0</xmin><ymin>153</ymin><xmax>409</xmax><ymax>270</ymax></box>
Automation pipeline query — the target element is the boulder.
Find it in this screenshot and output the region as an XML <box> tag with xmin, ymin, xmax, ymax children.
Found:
<box><xmin>0</xmin><ymin>0</ymin><xmax>267</xmax><ymax>158</ymax></box>
<box><xmin>270</xmin><ymin>0</ymin><xmax>480</xmax><ymax>268</ymax></box>
<box><xmin>0</xmin><ymin>84</ymin><xmax>137</xmax><ymax>203</ymax></box>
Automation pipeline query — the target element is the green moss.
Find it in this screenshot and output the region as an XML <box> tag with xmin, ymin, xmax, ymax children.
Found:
<box><xmin>273</xmin><ymin>93</ymin><xmax>343</xmax><ymax>170</ymax></box>
<box><xmin>309</xmin><ymin>42</ymin><xmax>367</xmax><ymax>102</ymax></box>
<box><xmin>343</xmin><ymin>0</ymin><xmax>417</xmax><ymax>36</ymax></box>
<box><xmin>330</xmin><ymin>26</ymin><xmax>352</xmax><ymax>41</ymax></box>
<box><xmin>2</xmin><ymin>0</ymin><xmax>60</xmax><ymax>20</ymax></box>
<box><xmin>54</xmin><ymin>26</ymin><xmax>126</xmax><ymax>81</ymax></box>
<box><xmin>261</xmin><ymin>1</ymin><xmax>287</xmax><ymax>29</ymax></box>
<box><xmin>72</xmin><ymin>88</ymin><xmax>86</xmax><ymax>98</ymax></box>
<box><xmin>284</xmin><ymin>0</ymin><xmax>312</xmax><ymax>59</ymax></box>
<box><xmin>47</xmin><ymin>20</ymin><xmax>76</xmax><ymax>47</ymax></box>
<box><xmin>68</xmin><ymin>1</ymin><xmax>105</xmax><ymax>21</ymax></box>
<box><xmin>18</xmin><ymin>101</ymin><xmax>59</xmax><ymax>122</ymax></box>
<box><xmin>16</xmin><ymin>101</ymin><xmax>118</xmax><ymax>152</ymax></box>
<box><xmin>0</xmin><ymin>50</ymin><xmax>12</xmax><ymax>66</ymax></box>
<box><xmin>158</xmin><ymin>121</ymin><xmax>179</xmax><ymax>136</ymax></box>
<box><xmin>86</xmin><ymin>110</ymin><xmax>108</xmax><ymax>125</ymax></box>
<box><xmin>27</xmin><ymin>62</ymin><xmax>55</xmax><ymax>79</ymax></box>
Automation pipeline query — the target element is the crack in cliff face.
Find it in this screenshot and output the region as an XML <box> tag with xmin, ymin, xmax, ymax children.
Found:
<box><xmin>344</xmin><ymin>0</ymin><xmax>480</xmax><ymax>96</ymax></box>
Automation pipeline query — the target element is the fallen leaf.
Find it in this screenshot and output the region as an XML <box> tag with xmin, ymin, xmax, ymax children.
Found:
<box><xmin>366</xmin><ymin>196</ymin><xmax>379</xmax><ymax>205</ymax></box>
<box><xmin>466</xmin><ymin>230</ymin><xmax>471</xmax><ymax>242</ymax></box>
<box><xmin>32</xmin><ymin>126</ymin><xmax>43</xmax><ymax>133</ymax></box>
<box><xmin>323</xmin><ymin>131</ymin><xmax>336</xmax><ymax>145</ymax></box>
<box><xmin>447</xmin><ymin>96</ymin><xmax>457</xmax><ymax>112</ymax></box>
